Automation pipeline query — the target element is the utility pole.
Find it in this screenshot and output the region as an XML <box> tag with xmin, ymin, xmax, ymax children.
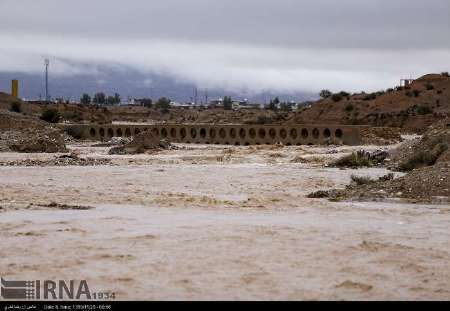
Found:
<box><xmin>194</xmin><ymin>87</ymin><xmax>198</xmax><ymax>105</ymax></box>
<box><xmin>204</xmin><ymin>89</ymin><xmax>208</xmax><ymax>106</ymax></box>
<box><xmin>45</xmin><ymin>59</ymin><xmax>50</xmax><ymax>102</ymax></box>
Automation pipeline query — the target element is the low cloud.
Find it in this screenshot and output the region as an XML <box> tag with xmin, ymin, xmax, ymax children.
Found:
<box><xmin>1</xmin><ymin>0</ymin><xmax>450</xmax><ymax>94</ymax></box>
<box><xmin>1</xmin><ymin>33</ymin><xmax>449</xmax><ymax>94</ymax></box>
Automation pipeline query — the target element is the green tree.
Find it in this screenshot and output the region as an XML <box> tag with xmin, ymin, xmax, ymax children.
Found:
<box><xmin>223</xmin><ymin>96</ymin><xmax>232</xmax><ymax>110</ymax></box>
<box><xmin>105</xmin><ymin>93</ymin><xmax>120</xmax><ymax>105</ymax></box>
<box><xmin>80</xmin><ymin>94</ymin><xmax>91</xmax><ymax>105</ymax></box>
<box><xmin>106</xmin><ymin>96</ymin><xmax>115</xmax><ymax>105</ymax></box>
<box><xmin>113</xmin><ymin>93</ymin><xmax>121</xmax><ymax>104</ymax></box>
<box><xmin>155</xmin><ymin>97</ymin><xmax>170</xmax><ymax>110</ymax></box>
<box><xmin>93</xmin><ymin>92</ymin><xmax>106</xmax><ymax>105</ymax></box>
<box><xmin>140</xmin><ymin>98</ymin><xmax>153</xmax><ymax>108</ymax></box>
<box><xmin>280</xmin><ymin>102</ymin><xmax>292</xmax><ymax>112</ymax></box>
<box><xmin>268</xmin><ymin>97</ymin><xmax>280</xmax><ymax>111</ymax></box>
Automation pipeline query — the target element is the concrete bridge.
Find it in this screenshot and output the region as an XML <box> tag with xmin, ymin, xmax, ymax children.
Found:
<box><xmin>61</xmin><ymin>124</ymin><xmax>368</xmax><ymax>146</ymax></box>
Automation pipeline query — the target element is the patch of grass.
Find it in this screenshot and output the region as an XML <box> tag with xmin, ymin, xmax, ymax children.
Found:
<box><xmin>306</xmin><ymin>190</ymin><xmax>330</xmax><ymax>198</ymax></box>
<box><xmin>350</xmin><ymin>174</ymin><xmax>394</xmax><ymax>186</ymax></box>
<box><xmin>351</xmin><ymin>175</ymin><xmax>374</xmax><ymax>186</ymax></box>
<box><xmin>334</xmin><ymin>152</ymin><xmax>373</xmax><ymax>168</ymax></box>
<box><xmin>378</xmin><ymin>173</ymin><xmax>395</xmax><ymax>182</ymax></box>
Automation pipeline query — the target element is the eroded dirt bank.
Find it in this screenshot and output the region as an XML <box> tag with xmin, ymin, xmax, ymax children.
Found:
<box><xmin>1</xmin><ymin>143</ymin><xmax>450</xmax><ymax>300</ymax></box>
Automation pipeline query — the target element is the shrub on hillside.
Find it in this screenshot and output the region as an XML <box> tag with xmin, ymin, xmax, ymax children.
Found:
<box><xmin>9</xmin><ymin>102</ymin><xmax>22</xmax><ymax>113</ymax></box>
<box><xmin>65</xmin><ymin>127</ymin><xmax>84</xmax><ymax>139</ymax></box>
<box><xmin>319</xmin><ymin>89</ymin><xmax>332</xmax><ymax>98</ymax></box>
<box><xmin>416</xmin><ymin>105</ymin><xmax>433</xmax><ymax>115</ymax></box>
<box><xmin>331</xmin><ymin>93</ymin><xmax>343</xmax><ymax>102</ymax></box>
<box><xmin>40</xmin><ymin>108</ymin><xmax>60</xmax><ymax>123</ymax></box>
<box><xmin>344</xmin><ymin>103</ymin><xmax>354</xmax><ymax>112</ymax></box>
<box><xmin>398</xmin><ymin>142</ymin><xmax>448</xmax><ymax>171</ymax></box>
<box><xmin>61</xmin><ymin>111</ymin><xmax>82</xmax><ymax>122</ymax></box>
<box><xmin>363</xmin><ymin>93</ymin><xmax>377</xmax><ymax>101</ymax></box>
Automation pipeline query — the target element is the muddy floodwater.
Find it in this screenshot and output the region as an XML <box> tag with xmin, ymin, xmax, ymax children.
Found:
<box><xmin>1</xmin><ymin>143</ymin><xmax>450</xmax><ymax>300</ymax></box>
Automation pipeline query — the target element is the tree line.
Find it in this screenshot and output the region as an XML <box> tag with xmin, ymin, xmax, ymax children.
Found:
<box><xmin>80</xmin><ymin>92</ymin><xmax>121</xmax><ymax>105</ymax></box>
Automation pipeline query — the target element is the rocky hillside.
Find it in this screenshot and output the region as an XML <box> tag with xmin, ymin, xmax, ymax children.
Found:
<box><xmin>0</xmin><ymin>94</ymin><xmax>67</xmax><ymax>153</ymax></box>
<box><xmin>290</xmin><ymin>73</ymin><xmax>450</xmax><ymax>133</ymax></box>
<box><xmin>0</xmin><ymin>92</ymin><xmax>112</xmax><ymax>124</ymax></box>
<box><xmin>389</xmin><ymin>118</ymin><xmax>450</xmax><ymax>170</ymax></box>
<box><xmin>309</xmin><ymin>118</ymin><xmax>450</xmax><ymax>203</ymax></box>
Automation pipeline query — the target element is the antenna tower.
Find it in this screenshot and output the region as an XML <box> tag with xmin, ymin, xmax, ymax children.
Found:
<box><xmin>45</xmin><ymin>59</ymin><xmax>50</xmax><ymax>102</ymax></box>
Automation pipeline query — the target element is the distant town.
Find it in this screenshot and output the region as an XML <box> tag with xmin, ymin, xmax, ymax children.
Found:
<box><xmin>24</xmin><ymin>92</ymin><xmax>314</xmax><ymax>112</ymax></box>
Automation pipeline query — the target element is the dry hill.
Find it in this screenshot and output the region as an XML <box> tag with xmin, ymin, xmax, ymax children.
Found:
<box><xmin>289</xmin><ymin>73</ymin><xmax>450</xmax><ymax>133</ymax></box>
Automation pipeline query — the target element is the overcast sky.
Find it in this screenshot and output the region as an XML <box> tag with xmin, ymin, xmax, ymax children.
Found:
<box><xmin>0</xmin><ymin>0</ymin><xmax>449</xmax><ymax>94</ymax></box>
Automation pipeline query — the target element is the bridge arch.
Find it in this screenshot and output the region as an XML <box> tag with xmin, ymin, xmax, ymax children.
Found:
<box><xmin>89</xmin><ymin>128</ymin><xmax>96</xmax><ymax>138</ymax></box>
<box><xmin>312</xmin><ymin>128</ymin><xmax>320</xmax><ymax>139</ymax></box>
<box><xmin>290</xmin><ymin>128</ymin><xmax>298</xmax><ymax>139</ymax></box>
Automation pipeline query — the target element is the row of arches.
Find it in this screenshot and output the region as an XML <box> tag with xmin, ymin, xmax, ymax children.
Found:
<box><xmin>89</xmin><ymin>126</ymin><xmax>344</xmax><ymax>143</ymax></box>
